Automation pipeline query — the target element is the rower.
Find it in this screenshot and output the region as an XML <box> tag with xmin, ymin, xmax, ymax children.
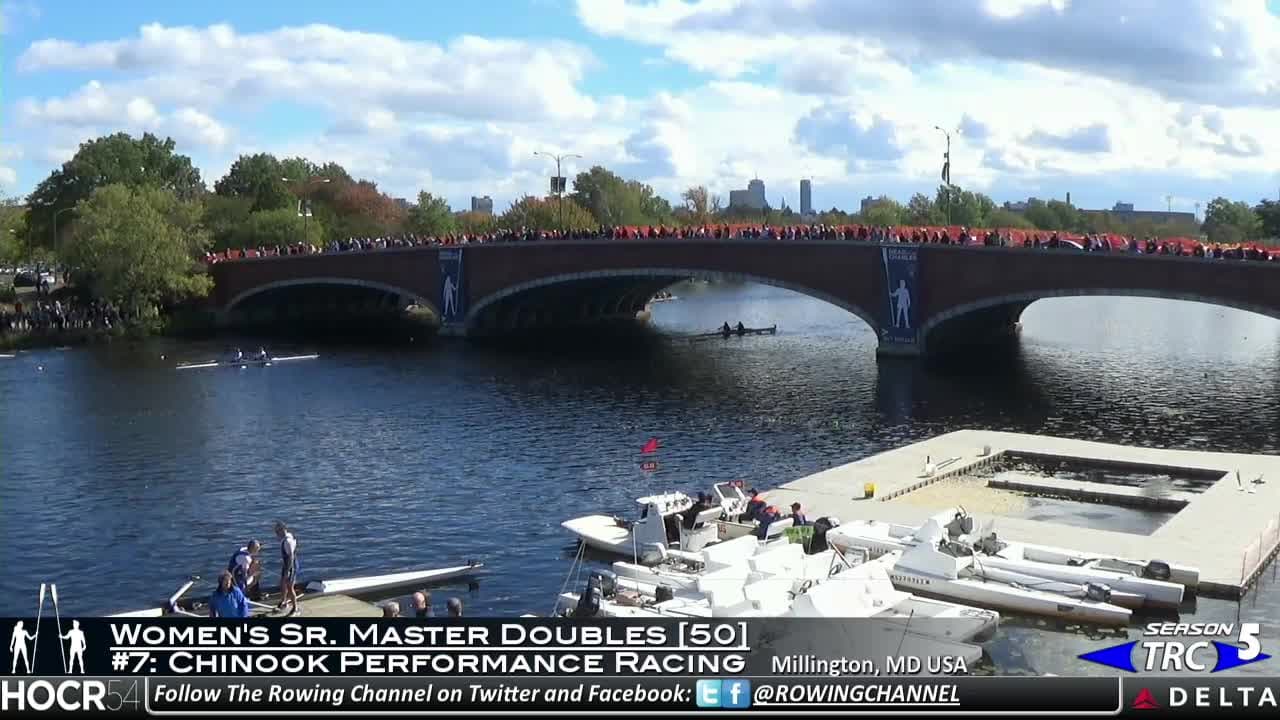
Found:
<box><xmin>721</xmin><ymin>321</ymin><xmax>731</xmax><ymax>336</ymax></box>
<box><xmin>253</xmin><ymin>347</ymin><xmax>271</xmax><ymax>362</ymax></box>
<box><xmin>230</xmin><ymin>347</ymin><xmax>243</xmax><ymax>363</ymax></box>
<box><xmin>736</xmin><ymin>321</ymin><xmax>746</xmax><ymax>336</ymax></box>
<box><xmin>227</xmin><ymin>540</ymin><xmax>262</xmax><ymax>597</ymax></box>
<box><xmin>274</xmin><ymin>521</ymin><xmax>300</xmax><ymax>616</ymax></box>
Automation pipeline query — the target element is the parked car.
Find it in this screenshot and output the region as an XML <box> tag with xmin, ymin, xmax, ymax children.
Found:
<box><xmin>12</xmin><ymin>271</ymin><xmax>37</xmax><ymax>287</ymax></box>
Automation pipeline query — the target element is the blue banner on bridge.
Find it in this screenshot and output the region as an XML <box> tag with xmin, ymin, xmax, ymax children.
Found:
<box><xmin>880</xmin><ymin>246</ymin><xmax>919</xmax><ymax>346</ymax></box>
<box><xmin>439</xmin><ymin>248</ymin><xmax>466</xmax><ymax>323</ymax></box>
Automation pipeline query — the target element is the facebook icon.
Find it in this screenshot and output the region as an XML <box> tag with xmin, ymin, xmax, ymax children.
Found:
<box><xmin>695</xmin><ymin>679</ymin><xmax>751</xmax><ymax>709</ymax></box>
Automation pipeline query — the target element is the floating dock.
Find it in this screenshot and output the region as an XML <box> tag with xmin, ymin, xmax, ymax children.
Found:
<box><xmin>761</xmin><ymin>430</ymin><xmax>1280</xmax><ymax>598</ymax></box>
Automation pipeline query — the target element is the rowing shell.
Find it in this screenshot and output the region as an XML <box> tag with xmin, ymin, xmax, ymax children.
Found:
<box><xmin>688</xmin><ymin>325</ymin><xmax>777</xmax><ymax>339</ymax></box>
<box><xmin>305</xmin><ymin>560</ymin><xmax>485</xmax><ymax>596</ymax></box>
<box><xmin>105</xmin><ymin>561</ymin><xmax>485</xmax><ymax>616</ymax></box>
<box><xmin>176</xmin><ymin>354</ymin><xmax>319</xmax><ymax>370</ymax></box>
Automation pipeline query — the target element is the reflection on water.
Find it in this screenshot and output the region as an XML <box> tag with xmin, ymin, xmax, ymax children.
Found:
<box><xmin>2</xmin><ymin>283</ymin><xmax>1280</xmax><ymax>675</ymax></box>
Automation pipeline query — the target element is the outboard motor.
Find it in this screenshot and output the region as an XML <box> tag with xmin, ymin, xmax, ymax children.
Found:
<box><xmin>808</xmin><ymin>517</ymin><xmax>833</xmax><ymax>554</ymax></box>
<box><xmin>1085</xmin><ymin>583</ymin><xmax>1112</xmax><ymax>603</ymax></box>
<box><xmin>575</xmin><ymin>576</ymin><xmax>603</xmax><ymax>618</ymax></box>
<box><xmin>591</xmin><ymin>570</ymin><xmax>618</xmax><ymax>598</ymax></box>
<box><xmin>1142</xmin><ymin>561</ymin><xmax>1173</xmax><ymax>581</ymax></box>
<box><xmin>654</xmin><ymin>585</ymin><xmax>675</xmax><ymax>603</ymax></box>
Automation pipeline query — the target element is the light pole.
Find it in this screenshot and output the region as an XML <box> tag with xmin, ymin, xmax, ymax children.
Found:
<box><xmin>534</xmin><ymin>151</ymin><xmax>582</xmax><ymax>232</ymax></box>
<box><xmin>284</xmin><ymin>177</ymin><xmax>331</xmax><ymax>245</ymax></box>
<box><xmin>934</xmin><ymin>126</ymin><xmax>953</xmax><ymax>226</ymax></box>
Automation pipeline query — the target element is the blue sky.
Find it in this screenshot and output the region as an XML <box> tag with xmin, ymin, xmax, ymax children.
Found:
<box><xmin>4</xmin><ymin>0</ymin><xmax>1280</xmax><ymax>215</ymax></box>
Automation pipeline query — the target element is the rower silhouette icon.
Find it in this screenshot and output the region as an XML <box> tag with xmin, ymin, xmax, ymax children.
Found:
<box><xmin>9</xmin><ymin>621</ymin><xmax>36</xmax><ymax>673</ymax></box>
<box><xmin>61</xmin><ymin>620</ymin><xmax>87</xmax><ymax>674</ymax></box>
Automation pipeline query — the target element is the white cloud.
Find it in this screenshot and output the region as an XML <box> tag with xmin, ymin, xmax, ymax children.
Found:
<box><xmin>580</xmin><ymin>0</ymin><xmax>1280</xmax><ymax>108</ymax></box>
<box><xmin>17</xmin><ymin>23</ymin><xmax>601</xmax><ymax>122</ymax></box>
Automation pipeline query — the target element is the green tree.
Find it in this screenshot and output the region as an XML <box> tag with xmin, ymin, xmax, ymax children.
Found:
<box><xmin>569</xmin><ymin>166</ymin><xmax>671</xmax><ymax>226</ymax></box>
<box><xmin>1045</xmin><ymin>199</ymin><xmax>1083</xmax><ymax>231</ymax></box>
<box><xmin>1204</xmin><ymin>196</ymin><xmax>1260</xmax><ymax>242</ymax></box>
<box><xmin>818</xmin><ymin>208</ymin><xmax>854</xmax><ymax>225</ymax></box>
<box><xmin>934</xmin><ymin>185</ymin><xmax>996</xmax><ymax>227</ymax></box>
<box><xmin>406</xmin><ymin>191</ymin><xmax>456</xmax><ymax>236</ymax></box>
<box><xmin>214</xmin><ymin>153</ymin><xmax>294</xmax><ymax>212</ymax></box>
<box><xmin>861</xmin><ymin>197</ymin><xmax>905</xmax><ymax>226</ymax></box>
<box><xmin>25</xmin><ymin>133</ymin><xmax>204</xmax><ymax>251</ymax></box>
<box><xmin>62</xmin><ymin>184</ymin><xmax>211</xmax><ymax>316</ymax></box>
<box><xmin>499</xmin><ymin>195</ymin><xmax>596</xmax><ymax>232</ymax></box>
<box><xmin>1022</xmin><ymin>199</ymin><xmax>1057</xmax><ymax>230</ymax></box>
<box><xmin>983</xmin><ymin>208</ymin><xmax>1035</xmax><ymax>230</ymax></box>
<box><xmin>456</xmin><ymin>211</ymin><xmax>498</xmax><ymax>235</ymax></box>
<box><xmin>233</xmin><ymin>208</ymin><xmax>326</xmax><ymax>249</ymax></box>
<box><xmin>279</xmin><ymin>156</ymin><xmax>321</xmax><ymax>183</ymax></box>
<box><xmin>904</xmin><ymin>193</ymin><xmax>944</xmax><ymax>225</ymax></box>
<box><xmin>1</xmin><ymin>198</ymin><xmax>27</xmax><ymax>267</ymax></box>
<box><xmin>1252</xmin><ymin>199</ymin><xmax>1280</xmax><ymax>240</ymax></box>
<box><xmin>202</xmin><ymin>195</ymin><xmax>255</xmax><ymax>251</ymax></box>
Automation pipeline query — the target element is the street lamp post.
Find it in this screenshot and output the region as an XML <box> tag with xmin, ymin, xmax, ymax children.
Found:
<box><xmin>534</xmin><ymin>151</ymin><xmax>582</xmax><ymax>232</ymax></box>
<box><xmin>284</xmin><ymin>177</ymin><xmax>332</xmax><ymax>245</ymax></box>
<box><xmin>48</xmin><ymin>206</ymin><xmax>75</xmax><ymax>285</ymax></box>
<box><xmin>934</xmin><ymin>126</ymin><xmax>953</xmax><ymax>226</ymax></box>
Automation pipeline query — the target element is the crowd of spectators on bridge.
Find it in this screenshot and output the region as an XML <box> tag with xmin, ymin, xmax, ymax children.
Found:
<box><xmin>204</xmin><ymin>223</ymin><xmax>1280</xmax><ymax>264</ymax></box>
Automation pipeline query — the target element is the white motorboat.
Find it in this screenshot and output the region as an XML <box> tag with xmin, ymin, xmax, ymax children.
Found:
<box><xmin>866</xmin><ymin>521</ymin><xmax>1132</xmax><ymax>626</ymax></box>
<box><xmin>568</xmin><ymin>533</ymin><xmax>999</xmax><ymax>643</ymax></box>
<box><xmin>829</xmin><ymin>509</ymin><xmax>1193</xmax><ymax>606</ymax></box>
<box><xmin>561</xmin><ymin>492</ymin><xmax>698</xmax><ymax>556</ymax></box>
<box><xmin>562</xmin><ymin>488</ymin><xmax>794</xmax><ymax>558</ymax></box>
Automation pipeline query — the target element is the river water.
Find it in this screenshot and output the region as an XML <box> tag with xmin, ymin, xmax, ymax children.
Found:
<box><xmin>3</xmin><ymin>280</ymin><xmax>1279</xmax><ymax>676</ymax></box>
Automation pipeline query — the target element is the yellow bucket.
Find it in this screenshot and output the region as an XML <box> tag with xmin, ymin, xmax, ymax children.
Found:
<box><xmin>863</xmin><ymin>482</ymin><xmax>876</xmax><ymax>498</ymax></box>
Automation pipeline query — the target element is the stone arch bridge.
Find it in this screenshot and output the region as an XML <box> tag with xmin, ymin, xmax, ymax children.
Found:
<box><xmin>209</xmin><ymin>240</ymin><xmax>1280</xmax><ymax>357</ymax></box>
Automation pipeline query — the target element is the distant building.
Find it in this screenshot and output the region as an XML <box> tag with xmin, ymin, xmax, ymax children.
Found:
<box><xmin>1002</xmin><ymin>197</ymin><xmax>1041</xmax><ymax>212</ymax></box>
<box><xmin>393</xmin><ymin>197</ymin><xmax>413</xmax><ymax>211</ymax></box>
<box><xmin>728</xmin><ymin>178</ymin><xmax>768</xmax><ymax>210</ymax></box>
<box><xmin>470</xmin><ymin>196</ymin><xmax>494</xmax><ymax>215</ymax></box>
<box><xmin>860</xmin><ymin>195</ymin><xmax>889</xmax><ymax>214</ymax></box>
<box><xmin>1081</xmin><ymin>202</ymin><xmax>1196</xmax><ymax>226</ymax></box>
<box><xmin>800</xmin><ymin>179</ymin><xmax>812</xmax><ymax>216</ymax></box>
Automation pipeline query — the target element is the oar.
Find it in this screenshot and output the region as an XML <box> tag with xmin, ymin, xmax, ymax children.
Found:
<box><xmin>51</xmin><ymin>584</ymin><xmax>66</xmax><ymax>673</ymax></box>
<box><xmin>32</xmin><ymin>583</ymin><xmax>45</xmax><ymax>671</ymax></box>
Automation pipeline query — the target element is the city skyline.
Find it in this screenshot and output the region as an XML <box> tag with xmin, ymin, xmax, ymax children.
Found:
<box><xmin>3</xmin><ymin>1</ymin><xmax>1280</xmax><ymax>215</ymax></box>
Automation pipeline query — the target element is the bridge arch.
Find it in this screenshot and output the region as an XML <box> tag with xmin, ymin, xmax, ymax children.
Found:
<box><xmin>921</xmin><ymin>288</ymin><xmax>1280</xmax><ymax>352</ymax></box>
<box><xmin>223</xmin><ymin>277</ymin><xmax>439</xmax><ymax>317</ymax></box>
<box><xmin>463</xmin><ymin>267</ymin><xmax>880</xmax><ymax>333</ymax></box>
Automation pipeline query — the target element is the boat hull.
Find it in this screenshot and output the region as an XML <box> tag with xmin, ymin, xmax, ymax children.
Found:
<box><xmin>562</xmin><ymin>515</ymin><xmax>636</xmax><ymax>555</ymax></box>
<box><xmin>830</xmin><ymin>521</ymin><xmax>1191</xmax><ymax>606</ymax></box>
<box><xmin>871</xmin><ymin>555</ymin><xmax>1131</xmax><ymax>626</ymax></box>
<box><xmin>305</xmin><ymin>561</ymin><xmax>484</xmax><ymax>595</ymax></box>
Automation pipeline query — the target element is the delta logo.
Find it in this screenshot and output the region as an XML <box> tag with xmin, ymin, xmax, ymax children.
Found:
<box><xmin>1080</xmin><ymin>622</ymin><xmax>1270</xmax><ymax>673</ymax></box>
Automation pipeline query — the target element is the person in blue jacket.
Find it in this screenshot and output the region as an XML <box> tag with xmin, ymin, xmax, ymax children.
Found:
<box><xmin>209</xmin><ymin>570</ymin><xmax>251</xmax><ymax>618</ymax></box>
